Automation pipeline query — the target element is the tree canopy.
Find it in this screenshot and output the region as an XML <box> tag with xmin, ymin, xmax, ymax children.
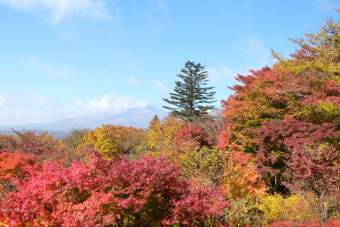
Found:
<box><xmin>163</xmin><ymin>61</ymin><xmax>216</xmax><ymax>120</ymax></box>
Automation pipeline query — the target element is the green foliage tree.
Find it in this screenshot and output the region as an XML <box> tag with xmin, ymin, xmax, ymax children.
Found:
<box><xmin>163</xmin><ymin>61</ymin><xmax>216</xmax><ymax>120</ymax></box>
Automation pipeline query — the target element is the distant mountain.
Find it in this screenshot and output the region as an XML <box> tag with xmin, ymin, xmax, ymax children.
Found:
<box><xmin>0</xmin><ymin>129</ymin><xmax>69</xmax><ymax>140</ymax></box>
<box><xmin>0</xmin><ymin>105</ymin><xmax>167</xmax><ymax>138</ymax></box>
<box><xmin>100</xmin><ymin>106</ymin><xmax>166</xmax><ymax>128</ymax></box>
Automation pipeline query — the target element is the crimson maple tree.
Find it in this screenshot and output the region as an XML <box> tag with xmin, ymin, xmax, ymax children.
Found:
<box><xmin>0</xmin><ymin>151</ymin><xmax>230</xmax><ymax>226</ymax></box>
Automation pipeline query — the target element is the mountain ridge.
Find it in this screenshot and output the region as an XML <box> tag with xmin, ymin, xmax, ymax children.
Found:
<box><xmin>0</xmin><ymin>105</ymin><xmax>167</xmax><ymax>138</ymax></box>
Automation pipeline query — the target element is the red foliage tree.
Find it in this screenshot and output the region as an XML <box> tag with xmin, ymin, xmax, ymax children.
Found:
<box><xmin>173</xmin><ymin>124</ymin><xmax>213</xmax><ymax>148</ymax></box>
<box><xmin>0</xmin><ymin>153</ymin><xmax>229</xmax><ymax>226</ymax></box>
<box><xmin>257</xmin><ymin>116</ymin><xmax>339</xmax><ymax>194</ymax></box>
<box><xmin>0</xmin><ymin>131</ymin><xmax>64</xmax><ymax>162</ymax></box>
<box><xmin>163</xmin><ymin>185</ymin><xmax>230</xmax><ymax>226</ymax></box>
<box><xmin>221</xmin><ymin>67</ymin><xmax>290</xmax><ymax>154</ymax></box>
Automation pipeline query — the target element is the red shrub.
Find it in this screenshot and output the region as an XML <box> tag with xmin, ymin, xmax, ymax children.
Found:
<box><xmin>0</xmin><ymin>153</ymin><xmax>229</xmax><ymax>226</ymax></box>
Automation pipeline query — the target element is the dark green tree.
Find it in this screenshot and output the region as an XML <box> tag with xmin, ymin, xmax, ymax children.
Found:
<box><xmin>163</xmin><ymin>61</ymin><xmax>216</xmax><ymax>119</ymax></box>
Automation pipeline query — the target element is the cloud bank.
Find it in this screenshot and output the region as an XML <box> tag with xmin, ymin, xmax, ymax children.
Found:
<box><xmin>76</xmin><ymin>92</ymin><xmax>149</xmax><ymax>114</ymax></box>
<box><xmin>23</xmin><ymin>56</ymin><xmax>73</xmax><ymax>79</ymax></box>
<box><xmin>0</xmin><ymin>0</ymin><xmax>111</xmax><ymax>23</ymax></box>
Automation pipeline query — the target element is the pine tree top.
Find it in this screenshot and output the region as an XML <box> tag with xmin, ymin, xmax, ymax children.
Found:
<box><xmin>163</xmin><ymin>61</ymin><xmax>216</xmax><ymax>120</ymax></box>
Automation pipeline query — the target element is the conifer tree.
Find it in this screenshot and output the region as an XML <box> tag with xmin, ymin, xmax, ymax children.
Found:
<box><xmin>163</xmin><ymin>61</ymin><xmax>216</xmax><ymax>120</ymax></box>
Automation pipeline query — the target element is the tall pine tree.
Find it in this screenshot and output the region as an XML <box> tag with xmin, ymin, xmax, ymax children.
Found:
<box><xmin>163</xmin><ymin>61</ymin><xmax>216</xmax><ymax>120</ymax></box>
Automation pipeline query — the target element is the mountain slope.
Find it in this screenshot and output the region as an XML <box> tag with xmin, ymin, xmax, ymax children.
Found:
<box><xmin>0</xmin><ymin>105</ymin><xmax>167</xmax><ymax>137</ymax></box>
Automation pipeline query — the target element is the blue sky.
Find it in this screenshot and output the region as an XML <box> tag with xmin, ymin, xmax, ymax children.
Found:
<box><xmin>0</xmin><ymin>0</ymin><xmax>339</xmax><ymax>125</ymax></box>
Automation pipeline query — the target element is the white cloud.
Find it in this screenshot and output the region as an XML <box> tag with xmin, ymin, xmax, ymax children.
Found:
<box><xmin>23</xmin><ymin>56</ymin><xmax>73</xmax><ymax>79</ymax></box>
<box><xmin>237</xmin><ymin>37</ymin><xmax>267</xmax><ymax>56</ymax></box>
<box><xmin>146</xmin><ymin>13</ymin><xmax>158</xmax><ymax>23</ymax></box>
<box><xmin>205</xmin><ymin>38</ymin><xmax>271</xmax><ymax>84</ymax></box>
<box><xmin>0</xmin><ymin>93</ymin><xmax>61</xmax><ymax>125</ymax></box>
<box><xmin>15</xmin><ymin>93</ymin><xmax>57</xmax><ymax>106</ymax></box>
<box><xmin>0</xmin><ymin>95</ymin><xmax>5</xmax><ymax>107</ymax></box>
<box><xmin>153</xmin><ymin>80</ymin><xmax>169</xmax><ymax>97</ymax></box>
<box><xmin>145</xmin><ymin>13</ymin><xmax>166</xmax><ymax>32</ymax></box>
<box><xmin>76</xmin><ymin>92</ymin><xmax>149</xmax><ymax>114</ymax></box>
<box><xmin>245</xmin><ymin>37</ymin><xmax>266</xmax><ymax>55</ymax></box>
<box><xmin>114</xmin><ymin>52</ymin><xmax>141</xmax><ymax>69</ymax></box>
<box><xmin>0</xmin><ymin>93</ymin><xmax>58</xmax><ymax>107</ymax></box>
<box><xmin>0</xmin><ymin>0</ymin><xmax>111</xmax><ymax>23</ymax></box>
<box><xmin>130</xmin><ymin>75</ymin><xmax>139</xmax><ymax>86</ymax></box>
<box><xmin>156</xmin><ymin>1</ymin><xmax>168</xmax><ymax>13</ymax></box>
<box><xmin>0</xmin><ymin>112</ymin><xmax>68</xmax><ymax>126</ymax></box>
<box><xmin>57</xmin><ymin>31</ymin><xmax>73</xmax><ymax>39</ymax></box>
<box><xmin>207</xmin><ymin>65</ymin><xmax>240</xmax><ymax>82</ymax></box>
<box><xmin>314</xmin><ymin>0</ymin><xmax>336</xmax><ymax>12</ymax></box>
<box><xmin>235</xmin><ymin>37</ymin><xmax>271</xmax><ymax>67</ymax></box>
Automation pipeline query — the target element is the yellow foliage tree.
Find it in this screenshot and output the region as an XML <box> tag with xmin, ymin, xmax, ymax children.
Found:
<box><xmin>146</xmin><ymin>116</ymin><xmax>163</xmax><ymax>150</ymax></box>
<box><xmin>181</xmin><ymin>147</ymin><xmax>226</xmax><ymax>187</ymax></box>
<box><xmin>274</xmin><ymin>17</ymin><xmax>340</xmax><ymax>76</ymax></box>
<box><xmin>146</xmin><ymin>116</ymin><xmax>185</xmax><ymax>155</ymax></box>
<box><xmin>80</xmin><ymin>125</ymin><xmax>146</xmax><ymax>158</ymax></box>
<box><xmin>258</xmin><ymin>193</ymin><xmax>319</xmax><ymax>225</ymax></box>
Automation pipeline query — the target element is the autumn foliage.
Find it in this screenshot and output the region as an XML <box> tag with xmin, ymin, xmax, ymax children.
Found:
<box><xmin>1</xmin><ymin>12</ymin><xmax>340</xmax><ymax>226</ymax></box>
<box><xmin>0</xmin><ymin>152</ymin><xmax>39</xmax><ymax>197</ymax></box>
<box><xmin>146</xmin><ymin>116</ymin><xmax>185</xmax><ymax>155</ymax></box>
<box><xmin>222</xmin><ymin>151</ymin><xmax>268</xmax><ymax>202</ymax></box>
<box><xmin>220</xmin><ymin>15</ymin><xmax>340</xmax><ymax>223</ymax></box>
<box><xmin>0</xmin><ymin>153</ymin><xmax>229</xmax><ymax>226</ymax></box>
<box><xmin>0</xmin><ymin>131</ymin><xmax>64</xmax><ymax>162</ymax></box>
<box><xmin>174</xmin><ymin>124</ymin><xmax>213</xmax><ymax>147</ymax></box>
<box><xmin>80</xmin><ymin>125</ymin><xmax>146</xmax><ymax>158</ymax></box>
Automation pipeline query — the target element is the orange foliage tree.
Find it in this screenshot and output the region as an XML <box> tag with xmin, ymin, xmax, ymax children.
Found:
<box><xmin>0</xmin><ymin>152</ymin><xmax>39</xmax><ymax>197</ymax></box>
<box><xmin>222</xmin><ymin>149</ymin><xmax>268</xmax><ymax>202</ymax></box>
<box><xmin>221</xmin><ymin>67</ymin><xmax>289</xmax><ymax>154</ymax></box>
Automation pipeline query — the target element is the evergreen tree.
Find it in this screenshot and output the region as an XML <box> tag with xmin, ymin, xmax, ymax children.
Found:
<box><xmin>163</xmin><ymin>61</ymin><xmax>216</xmax><ymax>119</ymax></box>
<box><xmin>152</xmin><ymin>115</ymin><xmax>160</xmax><ymax>121</ymax></box>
